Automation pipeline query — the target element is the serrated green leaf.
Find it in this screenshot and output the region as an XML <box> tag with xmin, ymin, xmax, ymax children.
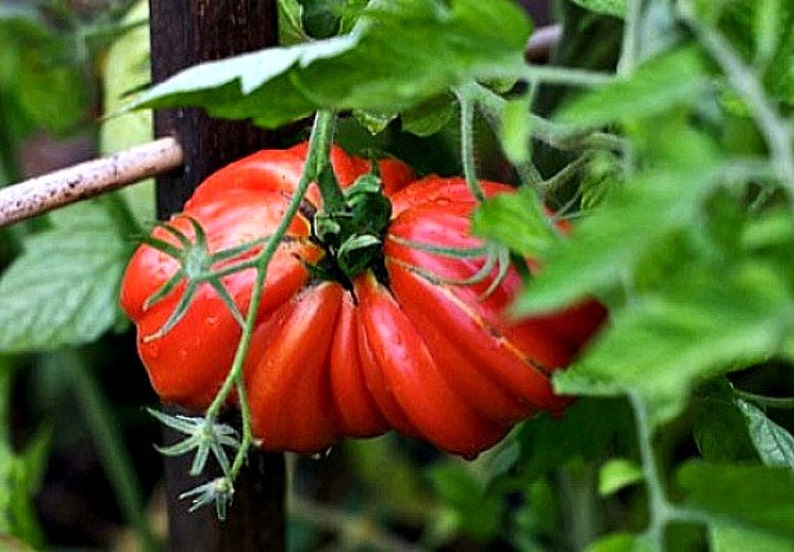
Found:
<box><xmin>278</xmin><ymin>0</ymin><xmax>305</xmax><ymax>45</ymax></box>
<box><xmin>125</xmin><ymin>0</ymin><xmax>531</xmax><ymax>128</ymax></box>
<box><xmin>557</xmin><ymin>47</ymin><xmax>708</xmax><ymax>128</ymax></box>
<box><xmin>598</xmin><ymin>458</ymin><xmax>643</xmax><ymax>496</ymax></box>
<box><xmin>471</xmin><ymin>186</ymin><xmax>559</xmax><ymax>259</ymax></box>
<box><xmin>0</xmin><ymin>203</ymin><xmax>131</xmax><ymax>352</ymax></box>
<box><xmin>736</xmin><ymin>399</ymin><xmax>794</xmax><ymax>470</ymax></box>
<box><xmin>513</xmin><ymin>164</ymin><xmax>722</xmax><ymax>315</ymax></box>
<box><xmin>554</xmin><ymin>260</ymin><xmax>793</xmax><ymax>428</ymax></box>
<box><xmin>677</xmin><ymin>461</ymin><xmax>794</xmax><ymax>540</ymax></box>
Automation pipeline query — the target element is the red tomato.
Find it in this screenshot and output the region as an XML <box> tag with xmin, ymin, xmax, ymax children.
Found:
<box><xmin>120</xmin><ymin>143</ymin><xmax>605</xmax><ymax>456</ymax></box>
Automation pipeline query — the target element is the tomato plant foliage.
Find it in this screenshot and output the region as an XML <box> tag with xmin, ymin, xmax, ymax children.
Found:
<box><xmin>120</xmin><ymin>0</ymin><xmax>794</xmax><ymax>548</ymax></box>
<box><xmin>2</xmin><ymin>0</ymin><xmax>794</xmax><ymax>549</ymax></box>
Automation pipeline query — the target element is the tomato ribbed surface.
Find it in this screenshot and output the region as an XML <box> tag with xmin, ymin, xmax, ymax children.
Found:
<box><xmin>120</xmin><ymin>143</ymin><xmax>605</xmax><ymax>456</ymax></box>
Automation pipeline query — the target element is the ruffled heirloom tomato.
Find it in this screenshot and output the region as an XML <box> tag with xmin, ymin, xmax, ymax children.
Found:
<box><xmin>120</xmin><ymin>143</ymin><xmax>605</xmax><ymax>457</ymax></box>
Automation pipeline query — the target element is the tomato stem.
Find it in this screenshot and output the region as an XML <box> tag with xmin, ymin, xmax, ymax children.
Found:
<box><xmin>454</xmin><ymin>85</ymin><xmax>486</xmax><ymax>203</ymax></box>
<box><xmin>201</xmin><ymin>109</ymin><xmax>341</xmax><ymax>486</ymax></box>
<box><xmin>310</xmin><ymin>110</ymin><xmax>347</xmax><ymax>212</ymax></box>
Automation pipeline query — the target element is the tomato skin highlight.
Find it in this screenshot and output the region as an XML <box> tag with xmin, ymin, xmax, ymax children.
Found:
<box><xmin>245</xmin><ymin>283</ymin><xmax>342</xmax><ymax>453</ymax></box>
<box><xmin>120</xmin><ymin>143</ymin><xmax>606</xmax><ymax>456</ymax></box>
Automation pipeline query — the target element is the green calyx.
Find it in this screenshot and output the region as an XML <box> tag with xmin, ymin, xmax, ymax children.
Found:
<box><xmin>312</xmin><ymin>173</ymin><xmax>392</xmax><ymax>284</ymax></box>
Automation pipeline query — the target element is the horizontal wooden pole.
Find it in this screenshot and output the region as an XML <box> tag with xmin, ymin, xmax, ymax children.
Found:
<box><xmin>0</xmin><ymin>137</ymin><xmax>184</xmax><ymax>228</ymax></box>
<box><xmin>0</xmin><ymin>24</ymin><xmax>560</xmax><ymax>230</ymax></box>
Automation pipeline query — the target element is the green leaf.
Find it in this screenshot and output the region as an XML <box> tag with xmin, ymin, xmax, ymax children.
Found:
<box><xmin>677</xmin><ymin>461</ymin><xmax>794</xmax><ymax>540</ymax></box>
<box><xmin>352</xmin><ymin>109</ymin><xmax>396</xmax><ymax>134</ymax></box>
<box><xmin>554</xmin><ymin>260</ymin><xmax>793</xmax><ymax>428</ymax></box>
<box><xmin>0</xmin><ymin>203</ymin><xmax>131</xmax><ymax>351</ymax></box>
<box><xmin>693</xmin><ymin>385</ymin><xmax>758</xmax><ymax>463</ymax></box>
<box><xmin>586</xmin><ymin>532</ymin><xmax>651</xmax><ymax>552</ymax></box>
<box><xmin>598</xmin><ymin>458</ymin><xmax>643</xmax><ymax>496</ymax></box>
<box><xmin>513</xmin><ymin>164</ymin><xmax>722</xmax><ymax>315</ymax></box>
<box><xmin>499</xmin><ymin>94</ymin><xmax>532</xmax><ymax>165</ymax></box>
<box><xmin>516</xmin><ymin>398</ymin><xmax>634</xmax><ymax>482</ymax></box>
<box><xmin>126</xmin><ymin>0</ymin><xmax>531</xmax><ymax>128</ymax></box>
<box><xmin>736</xmin><ymin>399</ymin><xmax>794</xmax><ymax>470</ymax></box>
<box><xmin>0</xmin><ymin>16</ymin><xmax>88</xmax><ymax>137</ymax></box>
<box><xmin>557</xmin><ymin>47</ymin><xmax>708</xmax><ymax>128</ymax></box>
<box><xmin>570</xmin><ymin>0</ymin><xmax>626</xmax><ymax>19</ymax></box>
<box><xmin>471</xmin><ymin>186</ymin><xmax>559</xmax><ymax>259</ymax></box>
<box><xmin>426</xmin><ymin>462</ymin><xmax>504</xmax><ymax>541</ymax></box>
<box><xmin>100</xmin><ymin>0</ymin><xmax>154</xmax><ymax>224</ymax></box>
<box><xmin>711</xmin><ymin>524</ymin><xmax>794</xmax><ymax>552</ymax></box>
<box><xmin>0</xmin><ymin>359</ymin><xmax>48</xmax><ymax>550</ymax></box>
<box><xmin>400</xmin><ymin>93</ymin><xmax>455</xmax><ymax>137</ymax></box>
<box><xmin>278</xmin><ymin>0</ymin><xmax>305</xmax><ymax>45</ymax></box>
<box><xmin>16</xmin><ymin>54</ymin><xmax>88</xmax><ymax>135</ymax></box>
<box><xmin>6</xmin><ymin>426</ymin><xmax>50</xmax><ymax>548</ymax></box>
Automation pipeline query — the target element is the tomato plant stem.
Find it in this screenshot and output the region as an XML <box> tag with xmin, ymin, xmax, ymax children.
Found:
<box><xmin>203</xmin><ymin>110</ymin><xmax>339</xmax><ymax>483</ymax></box>
<box><xmin>630</xmin><ymin>391</ymin><xmax>672</xmax><ymax>552</ymax></box>
<box><xmin>522</xmin><ymin>65</ymin><xmax>613</xmax><ymax>88</ymax></box>
<box><xmin>618</xmin><ymin>0</ymin><xmax>645</xmax><ymax>77</ymax></box>
<box><xmin>231</xmin><ymin>377</ymin><xmax>253</xmax><ymax>477</ymax></box>
<box><xmin>466</xmin><ymin>82</ymin><xmax>624</xmax><ymax>155</ymax></box>
<box><xmin>309</xmin><ymin>110</ymin><xmax>346</xmax><ymax>212</ymax></box>
<box><xmin>455</xmin><ymin>86</ymin><xmax>485</xmax><ymax>202</ymax></box>
<box><xmin>681</xmin><ymin>5</ymin><xmax>794</xmax><ymax>199</ymax></box>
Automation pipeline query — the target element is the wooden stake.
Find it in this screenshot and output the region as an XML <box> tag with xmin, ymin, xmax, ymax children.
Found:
<box><xmin>0</xmin><ymin>137</ymin><xmax>182</xmax><ymax>227</ymax></box>
<box><xmin>147</xmin><ymin>2</ymin><xmax>285</xmax><ymax>551</ymax></box>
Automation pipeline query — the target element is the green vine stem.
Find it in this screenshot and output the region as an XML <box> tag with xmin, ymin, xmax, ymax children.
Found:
<box><xmin>618</xmin><ymin>0</ymin><xmax>646</xmax><ymax>76</ymax></box>
<box><xmin>454</xmin><ymin>86</ymin><xmax>485</xmax><ymax>202</ymax></box>
<box><xmin>732</xmin><ymin>387</ymin><xmax>794</xmax><ymax>410</ymax></box>
<box><xmin>200</xmin><ymin>110</ymin><xmax>340</xmax><ymax>490</ymax></box>
<box><xmin>628</xmin><ymin>391</ymin><xmax>715</xmax><ymax>550</ymax></box>
<box><xmin>678</xmin><ymin>1</ymin><xmax>794</xmax><ymax>200</ymax></box>
<box><xmin>629</xmin><ymin>391</ymin><xmax>670</xmax><ymax>552</ymax></box>
<box><xmin>465</xmin><ymin>82</ymin><xmax>624</xmax><ymax>154</ymax></box>
<box><xmin>456</xmin><ymin>82</ymin><xmax>623</xmax><ymax>200</ymax></box>
<box><xmin>522</xmin><ymin>65</ymin><xmax>614</xmax><ymax>88</ymax></box>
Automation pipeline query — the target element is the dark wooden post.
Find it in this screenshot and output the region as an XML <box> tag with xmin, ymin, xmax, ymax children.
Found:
<box><xmin>148</xmin><ymin>2</ymin><xmax>285</xmax><ymax>551</ymax></box>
